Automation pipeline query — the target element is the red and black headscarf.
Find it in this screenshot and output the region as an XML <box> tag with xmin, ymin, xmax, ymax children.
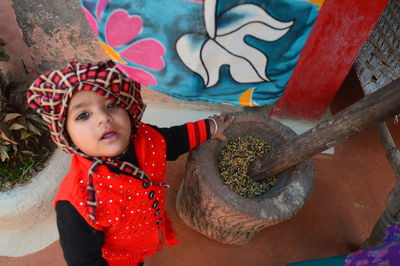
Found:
<box><xmin>27</xmin><ymin>60</ymin><xmax>144</xmax><ymax>154</ymax></box>
<box><xmin>27</xmin><ymin>61</ymin><xmax>166</xmax><ymax>223</ymax></box>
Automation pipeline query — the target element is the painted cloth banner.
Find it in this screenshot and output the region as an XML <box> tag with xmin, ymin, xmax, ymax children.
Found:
<box><xmin>80</xmin><ymin>0</ymin><xmax>323</xmax><ymax>106</ymax></box>
<box><xmin>344</xmin><ymin>223</ymin><xmax>400</xmax><ymax>265</ymax></box>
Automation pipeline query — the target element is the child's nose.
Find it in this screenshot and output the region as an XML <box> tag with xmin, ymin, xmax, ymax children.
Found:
<box><xmin>96</xmin><ymin>110</ymin><xmax>112</xmax><ymax>125</ymax></box>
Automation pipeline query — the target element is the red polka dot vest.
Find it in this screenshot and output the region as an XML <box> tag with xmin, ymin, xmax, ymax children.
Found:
<box><xmin>55</xmin><ymin>124</ymin><xmax>178</xmax><ymax>265</ymax></box>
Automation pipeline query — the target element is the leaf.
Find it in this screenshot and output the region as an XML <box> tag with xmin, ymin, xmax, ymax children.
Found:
<box><xmin>0</xmin><ymin>131</ymin><xmax>17</xmax><ymax>144</ymax></box>
<box><xmin>20</xmin><ymin>129</ymin><xmax>32</xmax><ymax>140</ymax></box>
<box><xmin>24</xmin><ymin>112</ymin><xmax>45</xmax><ymax>124</ymax></box>
<box><xmin>16</xmin><ymin>117</ymin><xmax>27</xmax><ymax>128</ymax></box>
<box><xmin>21</xmin><ymin>150</ymin><xmax>35</xmax><ymax>155</ymax></box>
<box><xmin>0</xmin><ymin>146</ymin><xmax>10</xmax><ymax>162</ymax></box>
<box><xmin>26</xmin><ymin>121</ymin><xmax>42</xmax><ymax>136</ymax></box>
<box><xmin>9</xmin><ymin>123</ymin><xmax>25</xmax><ymax>130</ymax></box>
<box><xmin>0</xmin><ymin>153</ymin><xmax>6</xmax><ymax>162</ymax></box>
<box><xmin>24</xmin><ymin>112</ymin><xmax>47</xmax><ymax>129</ymax></box>
<box><xmin>4</xmin><ymin>113</ymin><xmax>22</xmax><ymax>122</ymax></box>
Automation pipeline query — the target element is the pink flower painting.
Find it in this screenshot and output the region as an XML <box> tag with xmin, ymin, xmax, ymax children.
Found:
<box><xmin>82</xmin><ymin>0</ymin><xmax>166</xmax><ymax>85</ymax></box>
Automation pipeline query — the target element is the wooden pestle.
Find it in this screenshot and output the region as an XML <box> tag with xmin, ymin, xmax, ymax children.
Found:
<box><xmin>248</xmin><ymin>78</ymin><xmax>400</xmax><ymax>180</ymax></box>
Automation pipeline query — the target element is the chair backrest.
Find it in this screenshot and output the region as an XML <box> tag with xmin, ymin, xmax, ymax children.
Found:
<box><xmin>354</xmin><ymin>0</ymin><xmax>400</xmax><ymax>95</ymax></box>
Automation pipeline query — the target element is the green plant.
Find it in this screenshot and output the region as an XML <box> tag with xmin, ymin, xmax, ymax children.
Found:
<box><xmin>0</xmin><ymin>40</ymin><xmax>54</xmax><ymax>190</ymax></box>
<box><xmin>0</xmin><ymin>83</ymin><xmax>49</xmax><ymax>161</ymax></box>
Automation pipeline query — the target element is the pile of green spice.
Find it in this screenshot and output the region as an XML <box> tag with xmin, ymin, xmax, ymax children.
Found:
<box><xmin>218</xmin><ymin>135</ymin><xmax>277</xmax><ymax>198</ymax></box>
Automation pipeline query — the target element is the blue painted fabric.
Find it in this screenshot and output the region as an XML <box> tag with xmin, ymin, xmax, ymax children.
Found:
<box><xmin>287</xmin><ymin>224</ymin><xmax>400</xmax><ymax>265</ymax></box>
<box><xmin>80</xmin><ymin>0</ymin><xmax>321</xmax><ymax>106</ymax></box>
<box><xmin>287</xmin><ymin>254</ymin><xmax>346</xmax><ymax>265</ymax></box>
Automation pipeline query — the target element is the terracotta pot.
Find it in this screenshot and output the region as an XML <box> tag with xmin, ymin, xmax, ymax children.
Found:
<box><xmin>176</xmin><ymin>111</ymin><xmax>314</xmax><ymax>245</ymax></box>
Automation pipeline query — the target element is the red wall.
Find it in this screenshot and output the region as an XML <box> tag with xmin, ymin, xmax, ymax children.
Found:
<box><xmin>272</xmin><ymin>0</ymin><xmax>389</xmax><ymax>120</ymax></box>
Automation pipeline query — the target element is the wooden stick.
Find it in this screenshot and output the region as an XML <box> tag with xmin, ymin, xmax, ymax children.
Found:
<box><xmin>249</xmin><ymin>78</ymin><xmax>400</xmax><ymax>180</ymax></box>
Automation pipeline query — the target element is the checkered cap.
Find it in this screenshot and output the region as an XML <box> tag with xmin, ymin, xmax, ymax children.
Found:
<box><xmin>27</xmin><ymin>60</ymin><xmax>145</xmax><ymax>155</ymax></box>
<box><xmin>26</xmin><ymin>61</ymin><xmax>160</xmax><ymax>224</ymax></box>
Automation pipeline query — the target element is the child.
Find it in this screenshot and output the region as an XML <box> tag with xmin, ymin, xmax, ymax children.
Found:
<box><xmin>27</xmin><ymin>60</ymin><xmax>234</xmax><ymax>266</ymax></box>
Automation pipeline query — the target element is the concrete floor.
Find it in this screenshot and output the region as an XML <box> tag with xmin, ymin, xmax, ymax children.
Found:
<box><xmin>1</xmin><ymin>70</ymin><xmax>399</xmax><ymax>266</ymax></box>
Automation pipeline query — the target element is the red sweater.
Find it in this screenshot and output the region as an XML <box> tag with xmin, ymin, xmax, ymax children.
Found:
<box><xmin>54</xmin><ymin>121</ymin><xmax>209</xmax><ymax>265</ymax></box>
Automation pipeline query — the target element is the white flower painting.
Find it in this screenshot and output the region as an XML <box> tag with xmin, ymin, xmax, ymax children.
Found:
<box><xmin>176</xmin><ymin>0</ymin><xmax>294</xmax><ymax>87</ymax></box>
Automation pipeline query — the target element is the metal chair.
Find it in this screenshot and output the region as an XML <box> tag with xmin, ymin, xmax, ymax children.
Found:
<box><xmin>353</xmin><ymin>0</ymin><xmax>400</xmax><ymax>248</ymax></box>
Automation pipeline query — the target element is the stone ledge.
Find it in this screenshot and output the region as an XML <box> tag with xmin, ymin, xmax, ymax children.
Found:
<box><xmin>0</xmin><ymin>149</ymin><xmax>70</xmax><ymax>257</ymax></box>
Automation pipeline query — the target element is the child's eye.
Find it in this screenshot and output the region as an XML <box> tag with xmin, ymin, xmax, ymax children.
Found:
<box><xmin>107</xmin><ymin>102</ymin><xmax>118</xmax><ymax>109</ymax></box>
<box><xmin>76</xmin><ymin>112</ymin><xmax>90</xmax><ymax>121</ymax></box>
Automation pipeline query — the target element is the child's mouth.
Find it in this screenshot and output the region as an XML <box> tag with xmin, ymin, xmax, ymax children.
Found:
<box><xmin>101</xmin><ymin>131</ymin><xmax>118</xmax><ymax>141</ymax></box>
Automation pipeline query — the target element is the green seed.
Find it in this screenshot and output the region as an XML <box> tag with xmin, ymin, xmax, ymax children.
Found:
<box><xmin>218</xmin><ymin>136</ymin><xmax>277</xmax><ymax>198</ymax></box>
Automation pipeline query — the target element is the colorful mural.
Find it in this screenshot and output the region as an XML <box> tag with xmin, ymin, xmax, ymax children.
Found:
<box><xmin>80</xmin><ymin>0</ymin><xmax>323</xmax><ymax>107</ymax></box>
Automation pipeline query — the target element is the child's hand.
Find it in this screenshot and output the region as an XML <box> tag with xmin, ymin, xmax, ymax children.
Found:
<box><xmin>208</xmin><ymin>112</ymin><xmax>235</xmax><ymax>141</ymax></box>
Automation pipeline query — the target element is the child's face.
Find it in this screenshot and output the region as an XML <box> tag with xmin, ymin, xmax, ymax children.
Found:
<box><xmin>66</xmin><ymin>90</ymin><xmax>132</xmax><ymax>157</ymax></box>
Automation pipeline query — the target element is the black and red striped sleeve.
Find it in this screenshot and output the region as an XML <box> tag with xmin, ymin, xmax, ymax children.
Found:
<box><xmin>149</xmin><ymin>119</ymin><xmax>211</xmax><ymax>161</ymax></box>
<box><xmin>185</xmin><ymin>119</ymin><xmax>209</xmax><ymax>150</ymax></box>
